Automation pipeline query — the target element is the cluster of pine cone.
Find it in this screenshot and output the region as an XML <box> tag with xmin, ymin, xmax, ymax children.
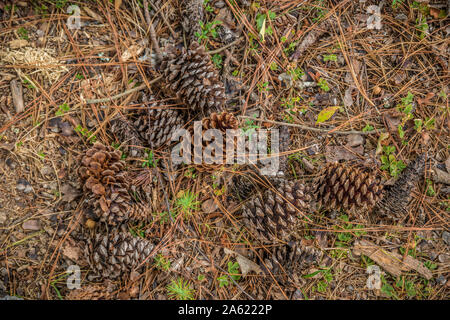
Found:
<box><xmin>72</xmin><ymin>0</ymin><xmax>428</xmax><ymax>293</ymax></box>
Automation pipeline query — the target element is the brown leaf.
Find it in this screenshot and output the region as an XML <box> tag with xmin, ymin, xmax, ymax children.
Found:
<box><xmin>325</xmin><ymin>145</ymin><xmax>363</xmax><ymax>163</ymax></box>
<box><xmin>62</xmin><ymin>244</ymin><xmax>82</xmax><ymax>262</ymax></box>
<box><xmin>61</xmin><ymin>184</ymin><xmax>80</xmax><ymax>202</ymax></box>
<box><xmin>224</xmin><ymin>248</ymin><xmax>263</xmax><ymax>276</ymax></box>
<box><xmin>115</xmin><ymin>0</ymin><xmax>122</xmax><ymax>11</ymax></box>
<box><xmin>202</xmin><ymin>198</ymin><xmax>218</xmax><ymax>213</ymax></box>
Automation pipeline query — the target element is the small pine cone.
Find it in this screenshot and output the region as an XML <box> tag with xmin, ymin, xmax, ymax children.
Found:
<box><xmin>202</xmin><ymin>112</ymin><xmax>238</xmax><ymax>131</ymax></box>
<box><xmin>181</xmin><ymin>0</ymin><xmax>204</xmax><ymax>42</ymax></box>
<box><xmin>86</xmin><ymin>232</ymin><xmax>156</xmax><ymax>280</ymax></box>
<box><xmin>66</xmin><ymin>284</ymin><xmax>112</xmax><ymax>300</ymax></box>
<box><xmin>133</xmin><ymin>97</ymin><xmax>185</xmax><ymax>149</ymax></box>
<box><xmin>229</xmin><ymin>172</ymin><xmax>260</xmax><ymax>201</ymax></box>
<box><xmin>109</xmin><ymin>114</ymin><xmax>145</xmax><ymax>158</ymax></box>
<box><xmin>160</xmin><ymin>42</ymin><xmax>226</xmax><ymax>115</ymax></box>
<box><xmin>374</xmin><ymin>153</ymin><xmax>426</xmax><ymax>221</ymax></box>
<box><xmin>256</xmin><ymin>242</ymin><xmax>323</xmax><ymax>277</ymax></box>
<box><xmin>242</xmin><ymin>180</ymin><xmax>310</xmax><ymax>243</ymax></box>
<box><xmin>313</xmin><ymin>163</ymin><xmax>384</xmax><ymax>213</ymax></box>
<box><xmin>79</xmin><ymin>143</ymin><xmax>148</xmax><ymax>225</ymax></box>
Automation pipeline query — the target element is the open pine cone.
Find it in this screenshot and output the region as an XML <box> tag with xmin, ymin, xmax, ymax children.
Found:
<box><xmin>160</xmin><ymin>41</ymin><xmax>225</xmax><ymax>115</ymax></box>
<box><xmin>78</xmin><ymin>142</ymin><xmax>149</xmax><ymax>225</ymax></box>
<box><xmin>242</xmin><ymin>179</ymin><xmax>310</xmax><ymax>243</ymax></box>
<box><xmin>181</xmin><ymin>0</ymin><xmax>204</xmax><ymax>42</ymax></box>
<box><xmin>85</xmin><ymin>232</ymin><xmax>156</xmax><ymax>280</ymax></box>
<box><xmin>313</xmin><ymin>162</ymin><xmax>384</xmax><ymax>213</ymax></box>
<box><xmin>373</xmin><ymin>153</ymin><xmax>426</xmax><ymax>221</ymax></box>
<box><xmin>202</xmin><ymin>111</ymin><xmax>238</xmax><ymax>131</ymax></box>
<box><xmin>132</xmin><ymin>95</ymin><xmax>185</xmax><ymax>149</ymax></box>
<box><xmin>256</xmin><ymin>242</ymin><xmax>323</xmax><ymax>278</ymax></box>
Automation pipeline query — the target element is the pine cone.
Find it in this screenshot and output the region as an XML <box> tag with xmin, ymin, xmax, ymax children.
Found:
<box><xmin>181</xmin><ymin>0</ymin><xmax>204</xmax><ymax>42</ymax></box>
<box><xmin>242</xmin><ymin>180</ymin><xmax>310</xmax><ymax>243</ymax></box>
<box><xmin>132</xmin><ymin>96</ymin><xmax>185</xmax><ymax>149</ymax></box>
<box><xmin>78</xmin><ymin>143</ymin><xmax>149</xmax><ymax>225</ymax></box>
<box><xmin>160</xmin><ymin>42</ymin><xmax>226</xmax><ymax>115</ymax></box>
<box><xmin>256</xmin><ymin>242</ymin><xmax>323</xmax><ymax>277</ymax></box>
<box><xmin>202</xmin><ymin>112</ymin><xmax>238</xmax><ymax>131</ymax></box>
<box><xmin>373</xmin><ymin>153</ymin><xmax>426</xmax><ymax>220</ymax></box>
<box><xmin>109</xmin><ymin>114</ymin><xmax>145</xmax><ymax>158</ymax></box>
<box><xmin>313</xmin><ymin>163</ymin><xmax>384</xmax><ymax>213</ymax></box>
<box><xmin>86</xmin><ymin>232</ymin><xmax>156</xmax><ymax>280</ymax></box>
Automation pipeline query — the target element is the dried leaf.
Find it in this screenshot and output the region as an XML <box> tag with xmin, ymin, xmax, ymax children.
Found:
<box><xmin>60</xmin><ymin>184</ymin><xmax>80</xmax><ymax>202</ymax></box>
<box><xmin>121</xmin><ymin>44</ymin><xmax>144</xmax><ymax>62</ymax></box>
<box><xmin>202</xmin><ymin>198</ymin><xmax>218</xmax><ymax>213</ymax></box>
<box><xmin>62</xmin><ymin>244</ymin><xmax>82</xmax><ymax>262</ymax></box>
<box><xmin>115</xmin><ymin>0</ymin><xmax>122</xmax><ymax>11</ymax></box>
<box><xmin>316</xmin><ymin>106</ymin><xmax>339</xmax><ymax>124</ymax></box>
<box><xmin>224</xmin><ymin>248</ymin><xmax>263</xmax><ymax>276</ymax></box>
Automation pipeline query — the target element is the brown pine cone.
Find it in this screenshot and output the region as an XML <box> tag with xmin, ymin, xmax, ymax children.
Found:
<box><xmin>181</xmin><ymin>0</ymin><xmax>204</xmax><ymax>42</ymax></box>
<box><xmin>202</xmin><ymin>112</ymin><xmax>238</xmax><ymax>131</ymax></box>
<box><xmin>66</xmin><ymin>284</ymin><xmax>113</xmax><ymax>300</ymax></box>
<box><xmin>373</xmin><ymin>153</ymin><xmax>426</xmax><ymax>221</ymax></box>
<box><xmin>85</xmin><ymin>232</ymin><xmax>156</xmax><ymax>280</ymax></box>
<box><xmin>78</xmin><ymin>142</ymin><xmax>149</xmax><ymax>225</ymax></box>
<box><xmin>313</xmin><ymin>162</ymin><xmax>384</xmax><ymax>213</ymax></box>
<box><xmin>160</xmin><ymin>41</ymin><xmax>226</xmax><ymax>115</ymax></box>
<box><xmin>256</xmin><ymin>242</ymin><xmax>323</xmax><ymax>277</ymax></box>
<box><xmin>132</xmin><ymin>96</ymin><xmax>185</xmax><ymax>149</ymax></box>
<box><xmin>242</xmin><ymin>180</ymin><xmax>310</xmax><ymax>243</ymax></box>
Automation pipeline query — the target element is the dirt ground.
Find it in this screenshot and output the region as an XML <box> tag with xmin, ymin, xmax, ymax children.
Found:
<box><xmin>0</xmin><ymin>0</ymin><xmax>449</xmax><ymax>300</ymax></box>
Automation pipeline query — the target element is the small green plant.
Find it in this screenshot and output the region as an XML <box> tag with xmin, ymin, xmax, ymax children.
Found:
<box><xmin>154</xmin><ymin>254</ymin><xmax>171</xmax><ymax>271</ymax></box>
<box><xmin>317</xmin><ymin>78</ymin><xmax>330</xmax><ymax>92</ymax></box>
<box><xmin>203</xmin><ymin>0</ymin><xmax>213</xmax><ymax>12</ymax></box>
<box><xmin>331</xmin><ymin>215</ymin><xmax>366</xmax><ymax>259</ymax></box>
<box><xmin>55</xmin><ymin>103</ymin><xmax>70</xmax><ymax>116</ymax></box>
<box><xmin>257</xmin><ymin>81</ymin><xmax>269</xmax><ymax>92</ymax></box>
<box><xmin>167</xmin><ymin>277</ymin><xmax>195</xmax><ymax>300</ymax></box>
<box><xmin>22</xmin><ymin>79</ymin><xmax>35</xmax><ymax>89</ymax></box>
<box><xmin>175</xmin><ymin>190</ymin><xmax>200</xmax><ymax>218</ymax></box>
<box><xmin>391</xmin><ymin>0</ymin><xmax>404</xmax><ymax>9</ymax></box>
<box><xmin>240</xmin><ymin>117</ymin><xmax>260</xmax><ymax>139</ymax></box>
<box><xmin>74</xmin><ymin>125</ymin><xmax>97</xmax><ymax>143</ymax></box>
<box><xmin>256</xmin><ymin>10</ymin><xmax>276</xmax><ymax>40</ymax></box>
<box><xmin>323</xmin><ymin>54</ymin><xmax>337</xmax><ymax>62</ymax></box>
<box><xmin>304</xmin><ymin>267</ymin><xmax>333</xmax><ymax>293</ymax></box>
<box><xmin>381</xmin><ymin>275</ymin><xmax>398</xmax><ymax>299</ymax></box>
<box><xmin>75</xmin><ymin>73</ymin><xmax>84</xmax><ymax>80</ymax></box>
<box><xmin>415</xmin><ymin>16</ymin><xmax>429</xmax><ymax>39</ymax></box>
<box><xmin>287</xmin><ymin>66</ymin><xmax>304</xmax><ymax>81</ymax></box>
<box><xmin>17</xmin><ymin>27</ymin><xmax>29</xmax><ymax>40</ymax></box>
<box><xmin>380</xmin><ymin>146</ymin><xmax>406</xmax><ymax>178</ymax></box>
<box><xmin>425</xmin><ymin>179</ymin><xmax>436</xmax><ymax>197</ymax></box>
<box><xmin>218</xmin><ymin>261</ymin><xmax>241</xmax><ymax>288</ymax></box>
<box><xmin>54</xmin><ymin>0</ymin><xmax>68</xmax><ymax>9</ymax></box>
<box><xmin>211</xmin><ymin>53</ymin><xmax>223</xmax><ymax>69</ymax></box>
<box><xmin>152</xmin><ymin>210</ymin><xmax>177</xmax><ymax>224</ymax></box>
<box><xmin>362</xmin><ymin>123</ymin><xmax>374</xmax><ymax>132</ymax></box>
<box><xmin>184</xmin><ymin>167</ymin><xmax>197</xmax><ymax>179</ymax></box>
<box><xmin>195</xmin><ymin>20</ymin><xmax>221</xmax><ymax>42</ymax></box>
<box><xmin>142</xmin><ymin>150</ymin><xmax>158</xmax><ymax>168</ymax></box>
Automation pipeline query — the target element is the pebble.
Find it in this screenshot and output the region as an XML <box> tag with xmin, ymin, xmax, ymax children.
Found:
<box><xmin>438</xmin><ymin>254</ymin><xmax>449</xmax><ymax>264</ymax></box>
<box><xmin>436</xmin><ymin>274</ymin><xmax>447</xmax><ymax>286</ymax></box>
<box><xmin>16</xmin><ymin>178</ymin><xmax>33</xmax><ymax>194</ymax></box>
<box><xmin>22</xmin><ymin>219</ymin><xmax>41</xmax><ymax>231</ymax></box>
<box><xmin>5</xmin><ymin>158</ymin><xmax>16</xmax><ymax>169</ymax></box>
<box><xmin>442</xmin><ymin>231</ymin><xmax>450</xmax><ymax>246</ymax></box>
<box><xmin>0</xmin><ymin>211</ymin><xmax>7</xmax><ymax>224</ymax></box>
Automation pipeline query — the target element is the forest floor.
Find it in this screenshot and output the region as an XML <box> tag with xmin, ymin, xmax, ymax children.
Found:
<box><xmin>0</xmin><ymin>0</ymin><xmax>449</xmax><ymax>300</ymax></box>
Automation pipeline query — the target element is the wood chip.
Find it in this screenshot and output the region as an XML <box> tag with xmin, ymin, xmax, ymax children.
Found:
<box><xmin>10</xmin><ymin>79</ymin><xmax>24</xmax><ymax>113</ymax></box>
<box><xmin>353</xmin><ymin>239</ymin><xmax>432</xmax><ymax>280</ymax></box>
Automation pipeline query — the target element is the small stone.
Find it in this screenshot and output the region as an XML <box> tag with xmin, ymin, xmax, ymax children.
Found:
<box><xmin>442</xmin><ymin>231</ymin><xmax>450</xmax><ymax>246</ymax></box>
<box><xmin>41</xmin><ymin>166</ymin><xmax>53</xmax><ymax>176</ymax></box>
<box><xmin>438</xmin><ymin>254</ymin><xmax>450</xmax><ymax>263</ymax></box>
<box><xmin>214</xmin><ymin>0</ymin><xmax>226</xmax><ymax>8</ymax></box>
<box><xmin>59</xmin><ymin>122</ymin><xmax>74</xmax><ymax>136</ymax></box>
<box><xmin>22</xmin><ymin>219</ymin><xmax>41</xmax><ymax>231</ymax></box>
<box><xmin>346</xmin><ymin>134</ymin><xmax>364</xmax><ymax>147</ymax></box>
<box><xmin>436</xmin><ymin>274</ymin><xmax>447</xmax><ymax>286</ymax></box>
<box><xmin>0</xmin><ymin>211</ymin><xmax>7</xmax><ymax>224</ymax></box>
<box><xmin>5</xmin><ymin>158</ymin><xmax>16</xmax><ymax>169</ymax></box>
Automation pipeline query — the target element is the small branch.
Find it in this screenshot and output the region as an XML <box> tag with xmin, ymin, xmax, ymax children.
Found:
<box><xmin>238</xmin><ymin>116</ymin><xmax>383</xmax><ymax>135</ymax></box>
<box><xmin>144</xmin><ymin>0</ymin><xmax>162</xmax><ymax>61</ymax></box>
<box><xmin>206</xmin><ymin>39</ymin><xmax>241</xmax><ymax>55</ymax></box>
<box><xmin>85</xmin><ymin>75</ymin><xmax>162</xmax><ymax>104</ymax></box>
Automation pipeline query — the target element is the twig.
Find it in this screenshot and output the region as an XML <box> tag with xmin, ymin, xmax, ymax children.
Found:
<box><xmin>238</xmin><ymin>116</ymin><xmax>383</xmax><ymax>135</ymax></box>
<box><xmin>85</xmin><ymin>75</ymin><xmax>162</xmax><ymax>104</ymax></box>
<box><xmin>143</xmin><ymin>0</ymin><xmax>162</xmax><ymax>61</ymax></box>
<box><xmin>207</xmin><ymin>39</ymin><xmax>241</xmax><ymax>55</ymax></box>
